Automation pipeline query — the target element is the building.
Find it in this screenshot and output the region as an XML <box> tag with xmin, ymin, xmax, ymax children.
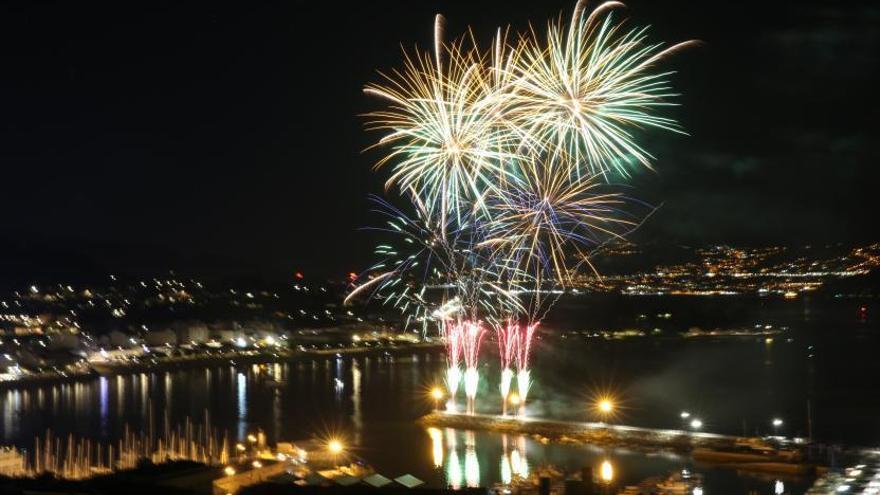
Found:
<box><xmin>175</xmin><ymin>322</ymin><xmax>209</xmax><ymax>344</ymax></box>
<box><xmin>0</xmin><ymin>447</ymin><xmax>25</xmax><ymax>477</ymax></box>
<box><xmin>143</xmin><ymin>328</ymin><xmax>177</xmax><ymax>347</ymax></box>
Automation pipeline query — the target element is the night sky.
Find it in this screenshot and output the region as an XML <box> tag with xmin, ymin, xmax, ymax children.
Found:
<box><xmin>1</xmin><ymin>1</ymin><xmax>877</xmax><ymax>279</ymax></box>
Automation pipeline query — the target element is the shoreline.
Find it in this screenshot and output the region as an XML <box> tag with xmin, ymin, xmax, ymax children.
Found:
<box><xmin>0</xmin><ymin>342</ymin><xmax>444</xmax><ymax>390</ymax></box>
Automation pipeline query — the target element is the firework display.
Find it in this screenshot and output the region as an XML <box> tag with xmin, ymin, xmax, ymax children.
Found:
<box><xmin>348</xmin><ymin>0</ymin><xmax>691</xmax><ymax>414</ymax></box>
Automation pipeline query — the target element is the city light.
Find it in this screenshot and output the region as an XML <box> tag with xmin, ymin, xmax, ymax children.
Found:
<box><xmin>430</xmin><ymin>387</ymin><xmax>444</xmax><ymax>410</ymax></box>
<box><xmin>224</xmin><ymin>466</ymin><xmax>236</xmax><ymax>476</ymax></box>
<box><xmin>600</xmin><ymin>460</ymin><xmax>614</xmax><ymax>483</ymax></box>
<box><xmin>327</xmin><ymin>439</ymin><xmax>344</xmax><ymax>455</ymax></box>
<box><xmin>775</xmin><ymin>480</ymin><xmax>785</xmax><ymax>495</ymax></box>
<box><xmin>773</xmin><ymin>417</ymin><xmax>784</xmax><ymax>436</ymax></box>
<box><xmin>593</xmin><ymin>395</ymin><xmax>616</xmax><ymax>421</ymax></box>
<box><xmin>680</xmin><ymin>411</ymin><xmax>691</xmax><ymax>419</ymax></box>
<box><xmin>690</xmin><ymin>418</ymin><xmax>703</xmax><ymax>430</ymax></box>
<box><xmin>427</xmin><ymin>427</ymin><xmax>443</xmax><ymax>468</ymax></box>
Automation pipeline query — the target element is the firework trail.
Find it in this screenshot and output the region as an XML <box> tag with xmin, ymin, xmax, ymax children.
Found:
<box><xmin>482</xmin><ymin>161</ymin><xmax>639</xmax><ymax>312</ymax></box>
<box><xmin>343</xmin><ymin>196</ymin><xmax>452</xmax><ymax>337</ymax></box>
<box><xmin>363</xmin><ymin>15</ymin><xmax>520</xmax><ymax>227</ymax></box>
<box><xmin>508</xmin><ymin>0</ymin><xmax>697</xmax><ymax>180</ymax></box>
<box><xmin>460</xmin><ymin>321</ymin><xmax>487</xmax><ymax>414</ymax></box>
<box><xmin>513</xmin><ymin>323</ymin><xmax>538</xmax><ymax>411</ymax></box>
<box><xmin>442</xmin><ymin>322</ymin><xmax>464</xmax><ymax>412</ymax></box>
<box><xmin>495</xmin><ymin>322</ymin><xmax>518</xmax><ymax>414</ymax></box>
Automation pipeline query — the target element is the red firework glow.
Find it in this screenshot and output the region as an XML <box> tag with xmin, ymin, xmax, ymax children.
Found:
<box><xmin>461</xmin><ymin>322</ymin><xmax>487</xmax><ymax>370</ymax></box>
<box><xmin>496</xmin><ymin>323</ymin><xmax>518</xmax><ymax>370</ymax></box>
<box><xmin>443</xmin><ymin>323</ymin><xmax>464</xmax><ymax>369</ymax></box>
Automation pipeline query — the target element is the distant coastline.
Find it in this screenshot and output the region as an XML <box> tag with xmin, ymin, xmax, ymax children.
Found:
<box><xmin>0</xmin><ymin>341</ymin><xmax>443</xmax><ymax>390</ymax></box>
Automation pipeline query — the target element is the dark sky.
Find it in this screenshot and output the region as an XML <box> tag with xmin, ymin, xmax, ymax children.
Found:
<box><xmin>0</xmin><ymin>1</ymin><xmax>877</xmax><ymax>279</ymax></box>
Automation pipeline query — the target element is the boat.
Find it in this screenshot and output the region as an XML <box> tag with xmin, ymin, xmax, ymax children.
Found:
<box><xmin>654</xmin><ymin>469</ymin><xmax>703</xmax><ymax>494</ymax></box>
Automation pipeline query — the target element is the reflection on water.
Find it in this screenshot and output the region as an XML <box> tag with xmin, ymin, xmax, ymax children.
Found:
<box><xmin>237</xmin><ymin>371</ymin><xmax>246</xmax><ymax>440</ymax></box>
<box><xmin>351</xmin><ymin>359</ymin><xmax>362</xmax><ymax>445</ymax></box>
<box><xmin>3</xmin><ymin>390</ymin><xmax>21</xmax><ymax>437</ymax></box>
<box><xmin>428</xmin><ymin>427</ymin><xmax>442</xmax><ymax>468</ymax></box>
<box><xmin>434</xmin><ymin>429</ymin><xmax>532</xmax><ymax>488</ymax></box>
<box><xmin>464</xmin><ymin>431</ymin><xmax>479</xmax><ymax>488</ymax></box>
<box><xmin>99</xmin><ymin>376</ymin><xmax>108</xmax><ymax>434</ymax></box>
<box><xmin>499</xmin><ymin>434</ymin><xmax>528</xmax><ymax>485</ymax></box>
<box><xmin>446</xmin><ymin>449</ymin><xmax>462</xmax><ymax>490</ymax></box>
<box><xmin>0</xmin><ymin>337</ymin><xmax>858</xmax><ymax>494</ymax></box>
<box><xmin>515</xmin><ymin>435</ymin><xmax>529</xmax><ymax>478</ymax></box>
<box><xmin>500</xmin><ymin>449</ymin><xmax>512</xmax><ymax>485</ymax></box>
<box><xmin>600</xmin><ymin>459</ymin><xmax>614</xmax><ymax>483</ymax></box>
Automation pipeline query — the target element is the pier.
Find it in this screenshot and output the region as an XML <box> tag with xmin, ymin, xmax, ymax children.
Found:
<box><xmin>421</xmin><ymin>411</ymin><xmax>818</xmax><ymax>475</ymax></box>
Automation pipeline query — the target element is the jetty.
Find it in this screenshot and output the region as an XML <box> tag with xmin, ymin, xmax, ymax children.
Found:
<box><xmin>421</xmin><ymin>411</ymin><xmax>818</xmax><ymax>476</ymax></box>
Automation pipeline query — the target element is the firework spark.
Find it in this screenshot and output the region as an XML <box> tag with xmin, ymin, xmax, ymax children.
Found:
<box><xmin>508</xmin><ymin>0</ymin><xmax>696</xmax><ymax>179</ymax></box>
<box><xmin>364</xmin><ymin>16</ymin><xmax>520</xmax><ymax>226</ymax></box>
<box><xmin>495</xmin><ymin>322</ymin><xmax>519</xmax><ymax>413</ymax></box>
<box><xmin>485</xmin><ymin>162</ymin><xmax>637</xmax><ymax>287</ymax></box>
<box><xmin>512</xmin><ymin>322</ymin><xmax>539</xmax><ymax>410</ymax></box>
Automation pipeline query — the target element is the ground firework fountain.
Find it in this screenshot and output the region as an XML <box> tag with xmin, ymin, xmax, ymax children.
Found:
<box><xmin>496</xmin><ymin>323</ymin><xmax>518</xmax><ymax>414</ymax></box>
<box><xmin>460</xmin><ymin>321</ymin><xmax>486</xmax><ymax>414</ymax></box>
<box><xmin>513</xmin><ymin>323</ymin><xmax>538</xmax><ymax>414</ymax></box>
<box><xmin>443</xmin><ymin>323</ymin><xmax>464</xmax><ymax>412</ymax></box>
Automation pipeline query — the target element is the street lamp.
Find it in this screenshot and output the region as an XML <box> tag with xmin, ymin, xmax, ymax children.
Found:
<box><xmin>599</xmin><ymin>460</ymin><xmax>614</xmax><ymax>483</ymax></box>
<box><xmin>680</xmin><ymin>411</ymin><xmax>691</xmax><ymax>431</ymax></box>
<box><xmin>327</xmin><ymin>438</ymin><xmax>345</xmax><ymax>467</ymax></box>
<box><xmin>690</xmin><ymin>418</ymin><xmax>703</xmax><ymax>430</ymax></box>
<box><xmin>328</xmin><ymin>439</ymin><xmax>344</xmax><ymax>455</ymax></box>
<box><xmin>775</xmin><ymin>480</ymin><xmax>785</xmax><ymax>495</ymax></box>
<box><xmin>772</xmin><ymin>418</ymin><xmax>783</xmax><ymax>436</ymax></box>
<box><xmin>430</xmin><ymin>387</ymin><xmax>444</xmax><ymax>410</ymax></box>
<box><xmin>595</xmin><ymin>398</ymin><xmax>614</xmax><ymax>423</ymax></box>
